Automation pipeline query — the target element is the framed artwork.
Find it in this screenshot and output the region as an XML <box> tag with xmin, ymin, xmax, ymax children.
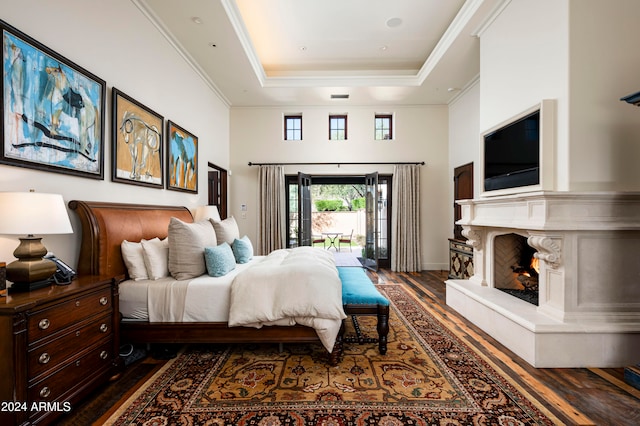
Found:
<box><xmin>111</xmin><ymin>88</ymin><xmax>163</xmax><ymax>187</ymax></box>
<box><xmin>166</xmin><ymin>120</ymin><xmax>198</xmax><ymax>193</ymax></box>
<box><xmin>1</xmin><ymin>19</ymin><xmax>105</xmax><ymax>179</ymax></box>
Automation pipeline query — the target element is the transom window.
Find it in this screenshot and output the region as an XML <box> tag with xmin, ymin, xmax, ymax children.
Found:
<box><xmin>329</xmin><ymin>115</ymin><xmax>347</xmax><ymax>140</ymax></box>
<box><xmin>284</xmin><ymin>115</ymin><xmax>302</xmax><ymax>140</ymax></box>
<box><xmin>375</xmin><ymin>114</ymin><xmax>393</xmax><ymax>140</ymax></box>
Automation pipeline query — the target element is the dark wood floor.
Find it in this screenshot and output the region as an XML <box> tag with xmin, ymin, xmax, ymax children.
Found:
<box><xmin>373</xmin><ymin>269</ymin><xmax>640</xmax><ymax>426</ymax></box>
<box><xmin>59</xmin><ymin>269</ymin><xmax>640</xmax><ymax>425</ymax></box>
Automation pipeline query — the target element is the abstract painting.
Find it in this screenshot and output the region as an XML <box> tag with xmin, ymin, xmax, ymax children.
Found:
<box><xmin>1</xmin><ymin>20</ymin><xmax>105</xmax><ymax>179</ymax></box>
<box><xmin>111</xmin><ymin>88</ymin><xmax>163</xmax><ymax>187</ymax></box>
<box><xmin>166</xmin><ymin>120</ymin><xmax>197</xmax><ymax>193</ymax></box>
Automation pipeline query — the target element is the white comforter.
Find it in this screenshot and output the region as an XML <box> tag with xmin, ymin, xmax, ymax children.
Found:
<box><xmin>228</xmin><ymin>246</ymin><xmax>346</xmax><ymax>352</ymax></box>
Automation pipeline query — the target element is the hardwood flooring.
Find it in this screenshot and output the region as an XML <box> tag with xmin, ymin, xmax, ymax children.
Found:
<box><xmin>59</xmin><ymin>269</ymin><xmax>639</xmax><ymax>425</ymax></box>
<box><xmin>374</xmin><ymin>269</ymin><xmax>640</xmax><ymax>426</ymax></box>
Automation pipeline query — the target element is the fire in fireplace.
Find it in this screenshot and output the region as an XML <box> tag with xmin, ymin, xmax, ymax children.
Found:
<box><xmin>494</xmin><ymin>233</ymin><xmax>539</xmax><ymax>305</ymax></box>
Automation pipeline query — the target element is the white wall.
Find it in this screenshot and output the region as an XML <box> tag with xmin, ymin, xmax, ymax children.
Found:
<box><xmin>479</xmin><ymin>0</ymin><xmax>640</xmax><ymax>192</ymax></box>
<box><xmin>448</xmin><ymin>80</ymin><xmax>481</xmax><ymax>202</ymax></box>
<box><xmin>229</xmin><ymin>105</ymin><xmax>450</xmax><ymax>270</ymax></box>
<box><xmin>568</xmin><ymin>0</ymin><xmax>640</xmax><ymax>191</ymax></box>
<box><xmin>0</xmin><ymin>0</ymin><xmax>230</xmax><ymax>268</ymax></box>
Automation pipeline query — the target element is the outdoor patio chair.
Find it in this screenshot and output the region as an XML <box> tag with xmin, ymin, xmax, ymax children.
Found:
<box><xmin>312</xmin><ymin>235</ymin><xmax>326</xmax><ymax>249</ymax></box>
<box><xmin>338</xmin><ymin>230</ymin><xmax>353</xmax><ymax>252</ymax></box>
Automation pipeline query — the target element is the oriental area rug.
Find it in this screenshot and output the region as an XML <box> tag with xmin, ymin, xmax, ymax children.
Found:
<box><xmin>106</xmin><ymin>284</ymin><xmax>562</xmax><ymax>425</ymax></box>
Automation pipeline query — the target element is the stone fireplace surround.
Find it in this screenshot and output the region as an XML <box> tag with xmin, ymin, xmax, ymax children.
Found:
<box><xmin>446</xmin><ymin>191</ymin><xmax>640</xmax><ymax>367</ymax></box>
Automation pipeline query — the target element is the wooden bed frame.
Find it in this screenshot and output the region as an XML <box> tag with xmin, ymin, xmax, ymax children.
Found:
<box><xmin>68</xmin><ymin>200</ymin><xmax>343</xmax><ymax>365</ymax></box>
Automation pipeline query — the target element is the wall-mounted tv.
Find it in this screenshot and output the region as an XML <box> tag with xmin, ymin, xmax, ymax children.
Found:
<box><xmin>483</xmin><ymin>109</ymin><xmax>540</xmax><ymax>191</ymax></box>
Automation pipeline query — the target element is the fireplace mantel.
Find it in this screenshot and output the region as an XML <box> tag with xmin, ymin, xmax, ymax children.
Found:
<box><xmin>446</xmin><ymin>191</ymin><xmax>640</xmax><ymax>367</ymax></box>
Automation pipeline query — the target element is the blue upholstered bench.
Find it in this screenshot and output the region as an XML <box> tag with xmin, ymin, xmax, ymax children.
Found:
<box><xmin>338</xmin><ymin>267</ymin><xmax>390</xmax><ymax>354</ymax></box>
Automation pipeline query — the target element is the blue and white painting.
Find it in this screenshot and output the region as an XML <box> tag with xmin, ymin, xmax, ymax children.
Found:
<box><xmin>2</xmin><ymin>28</ymin><xmax>104</xmax><ymax>177</ymax></box>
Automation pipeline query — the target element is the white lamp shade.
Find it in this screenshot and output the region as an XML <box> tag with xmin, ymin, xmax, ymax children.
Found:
<box><xmin>0</xmin><ymin>192</ymin><xmax>73</xmax><ymax>235</ymax></box>
<box><xmin>193</xmin><ymin>205</ymin><xmax>221</xmax><ymax>222</ymax></box>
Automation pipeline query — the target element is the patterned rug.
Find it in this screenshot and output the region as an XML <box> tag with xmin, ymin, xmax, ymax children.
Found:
<box><xmin>106</xmin><ymin>284</ymin><xmax>561</xmax><ymax>425</ymax></box>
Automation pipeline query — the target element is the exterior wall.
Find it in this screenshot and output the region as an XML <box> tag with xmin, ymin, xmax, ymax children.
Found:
<box><xmin>0</xmin><ymin>0</ymin><xmax>230</xmax><ymax>267</ymax></box>
<box><xmin>229</xmin><ymin>105</ymin><xmax>450</xmax><ymax>270</ymax></box>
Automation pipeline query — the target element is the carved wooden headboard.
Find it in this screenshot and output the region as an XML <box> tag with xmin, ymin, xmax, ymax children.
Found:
<box><xmin>68</xmin><ymin>200</ymin><xmax>193</xmax><ymax>278</ymax></box>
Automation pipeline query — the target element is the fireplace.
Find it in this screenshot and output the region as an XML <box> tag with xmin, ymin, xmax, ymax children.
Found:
<box><xmin>494</xmin><ymin>233</ymin><xmax>539</xmax><ymax>305</ymax></box>
<box><xmin>445</xmin><ymin>191</ymin><xmax>640</xmax><ymax>368</ymax></box>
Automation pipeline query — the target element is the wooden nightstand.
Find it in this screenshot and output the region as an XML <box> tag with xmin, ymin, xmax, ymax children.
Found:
<box><xmin>0</xmin><ymin>276</ymin><xmax>120</xmax><ymax>425</ymax></box>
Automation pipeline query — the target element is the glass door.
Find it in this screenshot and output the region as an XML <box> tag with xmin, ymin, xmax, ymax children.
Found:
<box><xmin>363</xmin><ymin>172</ymin><xmax>379</xmax><ymax>270</ymax></box>
<box><xmin>297</xmin><ymin>172</ymin><xmax>312</xmax><ymax>246</ymax></box>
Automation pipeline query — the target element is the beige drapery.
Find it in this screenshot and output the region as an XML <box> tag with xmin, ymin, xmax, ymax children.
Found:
<box><xmin>257</xmin><ymin>165</ymin><xmax>286</xmax><ymax>255</ymax></box>
<box><xmin>391</xmin><ymin>164</ymin><xmax>422</xmax><ymax>272</ymax></box>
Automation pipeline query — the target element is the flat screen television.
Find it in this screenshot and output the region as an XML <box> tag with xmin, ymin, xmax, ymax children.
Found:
<box><xmin>483</xmin><ymin>109</ymin><xmax>540</xmax><ymax>191</ymax></box>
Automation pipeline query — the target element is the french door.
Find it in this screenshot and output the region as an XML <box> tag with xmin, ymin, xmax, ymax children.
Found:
<box><xmin>363</xmin><ymin>172</ymin><xmax>379</xmax><ymax>270</ymax></box>
<box><xmin>297</xmin><ymin>172</ymin><xmax>312</xmax><ymax>247</ymax></box>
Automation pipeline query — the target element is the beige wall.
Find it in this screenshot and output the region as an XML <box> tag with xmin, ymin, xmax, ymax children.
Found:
<box><xmin>0</xmin><ymin>0</ymin><xmax>230</xmax><ymax>267</ymax></box>
<box><xmin>229</xmin><ymin>105</ymin><xmax>450</xmax><ymax>270</ymax></box>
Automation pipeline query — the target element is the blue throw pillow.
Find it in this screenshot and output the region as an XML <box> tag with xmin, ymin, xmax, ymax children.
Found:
<box><xmin>204</xmin><ymin>243</ymin><xmax>236</xmax><ymax>277</ymax></box>
<box><xmin>232</xmin><ymin>236</ymin><xmax>254</xmax><ymax>264</ymax></box>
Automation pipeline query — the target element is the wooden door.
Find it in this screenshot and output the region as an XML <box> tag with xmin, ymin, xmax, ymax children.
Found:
<box><xmin>453</xmin><ymin>163</ymin><xmax>473</xmax><ymax>240</ymax></box>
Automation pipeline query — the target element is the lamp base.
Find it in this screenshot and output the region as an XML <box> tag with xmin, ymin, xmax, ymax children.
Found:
<box><xmin>8</xmin><ymin>278</ymin><xmax>54</xmax><ymax>293</ymax></box>
<box><xmin>6</xmin><ymin>237</ymin><xmax>57</xmax><ymax>292</ymax></box>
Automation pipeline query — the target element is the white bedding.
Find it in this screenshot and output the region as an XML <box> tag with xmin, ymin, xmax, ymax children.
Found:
<box><xmin>228</xmin><ymin>247</ymin><xmax>346</xmax><ymax>351</ymax></box>
<box><xmin>118</xmin><ymin>247</ymin><xmax>346</xmax><ymax>352</ymax></box>
<box><xmin>119</xmin><ymin>257</ymin><xmax>264</xmax><ymax>322</ymax></box>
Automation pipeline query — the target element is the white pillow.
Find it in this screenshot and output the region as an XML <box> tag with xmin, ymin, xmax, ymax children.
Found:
<box><xmin>121</xmin><ymin>240</ymin><xmax>148</xmax><ymax>281</ymax></box>
<box><xmin>168</xmin><ymin>217</ymin><xmax>217</xmax><ymax>280</ymax></box>
<box><xmin>211</xmin><ymin>216</ymin><xmax>239</xmax><ymax>246</ymax></box>
<box><xmin>141</xmin><ymin>238</ymin><xmax>169</xmax><ymax>279</ymax></box>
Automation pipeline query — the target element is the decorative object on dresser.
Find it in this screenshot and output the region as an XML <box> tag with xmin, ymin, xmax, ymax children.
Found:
<box><xmin>0</xmin><ymin>276</ymin><xmax>120</xmax><ymax>426</ymax></box>
<box><xmin>0</xmin><ymin>191</ymin><xmax>73</xmax><ymax>291</ymax></box>
<box><xmin>448</xmin><ymin>238</ymin><xmax>474</xmax><ymax>279</ymax></box>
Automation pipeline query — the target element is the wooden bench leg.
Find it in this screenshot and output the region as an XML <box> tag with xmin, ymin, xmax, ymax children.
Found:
<box><xmin>377</xmin><ymin>305</ymin><xmax>389</xmax><ymax>355</ymax></box>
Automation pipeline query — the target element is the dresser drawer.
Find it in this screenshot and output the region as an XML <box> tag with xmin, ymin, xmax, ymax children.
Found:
<box><xmin>27</xmin><ymin>287</ymin><xmax>112</xmax><ymax>342</ymax></box>
<box><xmin>28</xmin><ymin>339</ymin><xmax>114</xmax><ymax>404</ymax></box>
<box><xmin>28</xmin><ymin>313</ymin><xmax>112</xmax><ymax>381</ymax></box>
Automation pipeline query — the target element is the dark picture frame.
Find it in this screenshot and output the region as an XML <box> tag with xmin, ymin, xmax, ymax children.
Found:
<box><xmin>111</xmin><ymin>88</ymin><xmax>163</xmax><ymax>187</ymax></box>
<box><xmin>1</xmin><ymin>19</ymin><xmax>105</xmax><ymax>179</ymax></box>
<box><xmin>166</xmin><ymin>120</ymin><xmax>198</xmax><ymax>193</ymax></box>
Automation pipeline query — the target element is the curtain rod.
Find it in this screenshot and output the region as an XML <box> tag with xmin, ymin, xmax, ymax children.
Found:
<box><xmin>248</xmin><ymin>161</ymin><xmax>425</xmax><ymax>166</ymax></box>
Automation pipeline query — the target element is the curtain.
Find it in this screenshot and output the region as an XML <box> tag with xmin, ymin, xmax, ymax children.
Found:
<box><xmin>257</xmin><ymin>165</ymin><xmax>286</xmax><ymax>254</ymax></box>
<box><xmin>391</xmin><ymin>164</ymin><xmax>422</xmax><ymax>272</ymax></box>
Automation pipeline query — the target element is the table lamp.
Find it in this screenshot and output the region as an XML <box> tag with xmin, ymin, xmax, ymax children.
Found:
<box><xmin>0</xmin><ymin>191</ymin><xmax>73</xmax><ymax>291</ymax></box>
<box><xmin>194</xmin><ymin>205</ymin><xmax>221</xmax><ymax>222</ymax></box>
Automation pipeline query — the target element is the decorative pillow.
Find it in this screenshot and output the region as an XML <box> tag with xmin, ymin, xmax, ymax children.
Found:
<box><xmin>121</xmin><ymin>240</ymin><xmax>148</xmax><ymax>280</ymax></box>
<box><xmin>141</xmin><ymin>238</ymin><xmax>169</xmax><ymax>279</ymax></box>
<box><xmin>211</xmin><ymin>216</ymin><xmax>239</xmax><ymax>246</ymax></box>
<box><xmin>204</xmin><ymin>243</ymin><xmax>236</xmax><ymax>277</ymax></box>
<box><xmin>232</xmin><ymin>236</ymin><xmax>253</xmax><ymax>264</ymax></box>
<box><xmin>168</xmin><ymin>218</ymin><xmax>217</xmax><ymax>280</ymax></box>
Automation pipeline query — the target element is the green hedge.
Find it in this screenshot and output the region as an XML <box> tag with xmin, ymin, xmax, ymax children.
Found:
<box><xmin>315</xmin><ymin>200</ymin><xmax>345</xmax><ymax>211</ymax></box>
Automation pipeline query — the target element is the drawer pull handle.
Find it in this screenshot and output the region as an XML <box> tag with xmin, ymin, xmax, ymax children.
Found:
<box><xmin>75</xmin><ymin>301</ymin><xmax>81</xmax><ymax>307</ymax></box>
<box><xmin>76</xmin><ymin>360</ymin><xmax>81</xmax><ymax>367</ymax></box>
<box><xmin>99</xmin><ymin>323</ymin><xmax>108</xmax><ymax>333</ymax></box>
<box><xmin>38</xmin><ymin>318</ymin><xmax>50</xmax><ymax>330</ymax></box>
<box><xmin>99</xmin><ymin>296</ymin><xmax>108</xmax><ymax>306</ymax></box>
<box><xmin>76</xmin><ymin>331</ymin><xmax>81</xmax><ymax>337</ymax></box>
<box><xmin>100</xmin><ymin>350</ymin><xmax>109</xmax><ymax>360</ymax></box>
<box><xmin>40</xmin><ymin>387</ymin><xmax>51</xmax><ymax>398</ymax></box>
<box><xmin>38</xmin><ymin>352</ymin><xmax>51</xmax><ymax>364</ymax></box>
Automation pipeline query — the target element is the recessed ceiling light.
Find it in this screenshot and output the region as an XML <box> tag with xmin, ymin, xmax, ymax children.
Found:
<box><xmin>191</xmin><ymin>17</ymin><xmax>203</xmax><ymax>24</ymax></box>
<box><xmin>386</xmin><ymin>17</ymin><xmax>403</xmax><ymax>28</ymax></box>
<box><xmin>209</xmin><ymin>43</ymin><xmax>217</xmax><ymax>48</ymax></box>
<box><xmin>299</xmin><ymin>46</ymin><xmax>307</xmax><ymax>51</ymax></box>
<box><xmin>380</xmin><ymin>45</ymin><xmax>388</xmax><ymax>51</ymax></box>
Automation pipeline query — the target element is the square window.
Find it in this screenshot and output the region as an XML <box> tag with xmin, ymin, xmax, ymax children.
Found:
<box><xmin>329</xmin><ymin>115</ymin><xmax>347</xmax><ymax>140</ymax></box>
<box><xmin>284</xmin><ymin>115</ymin><xmax>302</xmax><ymax>140</ymax></box>
<box><xmin>375</xmin><ymin>114</ymin><xmax>393</xmax><ymax>140</ymax></box>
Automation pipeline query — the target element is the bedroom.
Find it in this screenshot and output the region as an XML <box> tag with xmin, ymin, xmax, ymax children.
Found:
<box><xmin>0</xmin><ymin>0</ymin><xmax>639</xmax><ymax>424</ymax></box>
